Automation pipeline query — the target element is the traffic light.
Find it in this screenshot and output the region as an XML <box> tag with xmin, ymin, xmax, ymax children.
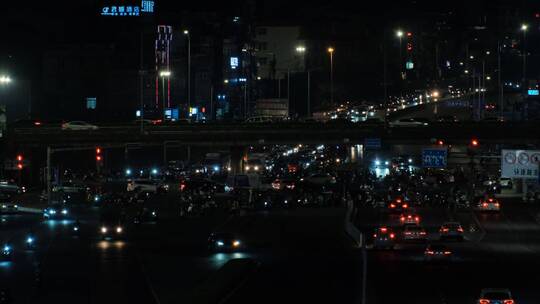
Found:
<box><xmin>437</xmin><ymin>140</ymin><xmax>445</xmax><ymax>146</ymax></box>
<box><xmin>96</xmin><ymin>147</ymin><xmax>102</xmax><ymax>162</ymax></box>
<box><xmin>16</xmin><ymin>155</ymin><xmax>23</xmax><ymax>170</ymax></box>
<box><xmin>470</xmin><ymin>139</ymin><xmax>479</xmax><ymax>147</ymax></box>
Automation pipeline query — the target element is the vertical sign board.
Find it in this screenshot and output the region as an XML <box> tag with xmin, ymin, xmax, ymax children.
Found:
<box><xmin>422</xmin><ymin>148</ymin><xmax>448</xmax><ymax>168</ymax></box>
<box><xmin>501</xmin><ymin>150</ymin><xmax>540</xmax><ymax>179</ymax></box>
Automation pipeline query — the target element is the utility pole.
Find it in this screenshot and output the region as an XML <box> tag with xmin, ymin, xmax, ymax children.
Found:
<box><xmin>46</xmin><ymin>147</ymin><xmax>51</xmax><ymax>204</ymax></box>
<box><xmin>139</xmin><ymin>31</ymin><xmax>144</xmax><ymax>134</ymax></box>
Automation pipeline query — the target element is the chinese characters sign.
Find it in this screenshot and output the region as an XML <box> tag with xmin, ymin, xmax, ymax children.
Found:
<box><xmin>101</xmin><ymin>1</ymin><xmax>153</xmax><ymax>16</ymax></box>
<box><xmin>501</xmin><ymin>150</ymin><xmax>540</xmax><ymax>179</ymax></box>
<box><xmin>422</xmin><ymin>148</ymin><xmax>447</xmax><ymax>169</ymax></box>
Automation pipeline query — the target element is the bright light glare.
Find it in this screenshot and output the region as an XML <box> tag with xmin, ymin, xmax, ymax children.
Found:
<box><xmin>159</xmin><ymin>71</ymin><xmax>171</xmax><ymax>77</ymax></box>
<box><xmin>0</xmin><ymin>76</ymin><xmax>11</xmax><ymax>84</ymax></box>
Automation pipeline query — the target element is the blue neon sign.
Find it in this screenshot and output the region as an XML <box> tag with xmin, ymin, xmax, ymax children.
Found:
<box><xmin>101</xmin><ymin>1</ymin><xmax>152</xmax><ymax>16</ymax></box>
<box><xmin>528</xmin><ymin>89</ymin><xmax>539</xmax><ymax>96</ymax></box>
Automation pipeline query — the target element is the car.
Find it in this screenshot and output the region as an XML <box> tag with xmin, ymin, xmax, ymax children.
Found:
<box><xmin>52</xmin><ymin>181</ymin><xmax>87</xmax><ymax>193</ymax></box>
<box><xmin>439</xmin><ymin>222</ymin><xmax>464</xmax><ymax>241</ymax></box>
<box><xmin>0</xmin><ymin>180</ymin><xmax>25</xmax><ymax>195</ymax></box>
<box><xmin>61</xmin><ymin>121</ymin><xmax>99</xmax><ymax>131</ymax></box>
<box><xmin>499</xmin><ymin>178</ymin><xmax>513</xmax><ymax>189</ymax></box>
<box><xmin>399</xmin><ymin>213</ymin><xmax>420</xmax><ymax>225</ymax></box>
<box><xmin>127</xmin><ymin>179</ymin><xmax>168</xmax><ymax>193</ymax></box>
<box><xmin>244</xmin><ymin>159</ymin><xmax>264</xmax><ymax>173</ymax></box>
<box><xmin>403</xmin><ymin>225</ymin><xmax>428</xmax><ymax>242</ymax></box>
<box><xmin>133</xmin><ymin>208</ymin><xmax>158</xmax><ymax>224</ymax></box>
<box><xmin>208</xmin><ymin>232</ymin><xmax>243</xmax><ymax>251</ymax></box>
<box><xmin>43</xmin><ymin>204</ymin><xmax>70</xmax><ymax>219</ymax></box>
<box><xmin>478</xmin><ymin>288</ymin><xmax>514</xmax><ymax>304</ymax></box>
<box><xmin>99</xmin><ymin>210</ymin><xmax>126</xmax><ymax>240</ymax></box>
<box><xmin>372</xmin><ymin>227</ymin><xmax>396</xmax><ymax>249</ymax></box>
<box><xmin>0</xmin><ymin>203</ymin><xmax>19</xmax><ymax>214</ymax></box>
<box><xmin>389</xmin><ymin>118</ymin><xmax>429</xmax><ymax>127</ymax></box>
<box><xmin>436</xmin><ymin>115</ymin><xmax>459</xmax><ymax>123</ymax></box>
<box><xmin>304</xmin><ymin>173</ymin><xmax>336</xmax><ymax>185</ymax></box>
<box><xmin>391</xmin><ymin>156</ymin><xmax>414</xmax><ymax>170</ymax></box>
<box><xmin>477</xmin><ymin>197</ymin><xmax>501</xmax><ymax>212</ymax></box>
<box><xmin>388</xmin><ymin>197</ymin><xmax>410</xmax><ymax>213</ymax></box>
<box><xmin>271</xmin><ymin>178</ymin><xmax>296</xmax><ymax>191</ymax></box>
<box><xmin>424</xmin><ymin>244</ymin><xmax>452</xmax><ymax>261</ymax></box>
<box><xmin>1</xmin><ymin>243</ymin><xmax>12</xmax><ymax>261</ymax></box>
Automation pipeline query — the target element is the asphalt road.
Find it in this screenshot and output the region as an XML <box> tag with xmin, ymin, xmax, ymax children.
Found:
<box><xmin>1</xmin><ymin>197</ymin><xmax>540</xmax><ymax>304</ymax></box>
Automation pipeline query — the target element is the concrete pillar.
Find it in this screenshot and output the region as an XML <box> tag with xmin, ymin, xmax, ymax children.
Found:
<box><xmin>230</xmin><ymin>146</ymin><xmax>247</xmax><ymax>174</ymax></box>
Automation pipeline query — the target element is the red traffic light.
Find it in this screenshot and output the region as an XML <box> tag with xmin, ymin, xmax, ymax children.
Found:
<box><xmin>471</xmin><ymin>139</ymin><xmax>479</xmax><ymax>147</ymax></box>
<box><xmin>16</xmin><ymin>155</ymin><xmax>23</xmax><ymax>161</ymax></box>
<box><xmin>437</xmin><ymin>140</ymin><xmax>445</xmax><ymax>146</ymax></box>
<box><xmin>96</xmin><ymin>156</ymin><xmax>102</xmax><ymax>161</ymax></box>
<box><xmin>96</xmin><ymin>148</ymin><xmax>101</xmax><ymax>154</ymax></box>
<box><xmin>407</xmin><ymin>32</ymin><xmax>412</xmax><ymax>37</ymax></box>
<box><xmin>17</xmin><ymin>164</ymin><xmax>23</xmax><ymax>170</ymax></box>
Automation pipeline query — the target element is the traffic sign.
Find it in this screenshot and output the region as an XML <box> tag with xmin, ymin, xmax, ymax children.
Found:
<box><xmin>422</xmin><ymin>148</ymin><xmax>447</xmax><ymax>168</ymax></box>
<box><xmin>501</xmin><ymin>150</ymin><xmax>540</xmax><ymax>179</ymax></box>
<box><xmin>364</xmin><ymin>138</ymin><xmax>381</xmax><ymax>150</ymax></box>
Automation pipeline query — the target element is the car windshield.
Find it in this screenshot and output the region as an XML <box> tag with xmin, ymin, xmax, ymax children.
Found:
<box><xmin>483</xmin><ymin>292</ymin><xmax>510</xmax><ymax>300</ymax></box>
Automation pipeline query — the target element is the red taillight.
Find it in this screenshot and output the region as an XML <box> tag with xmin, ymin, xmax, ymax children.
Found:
<box><xmin>380</xmin><ymin>227</ymin><xmax>387</xmax><ymax>232</ymax></box>
<box><xmin>483</xmin><ymin>203</ymin><xmax>488</xmax><ymax>207</ymax></box>
<box><xmin>415</xmin><ymin>216</ymin><xmax>420</xmax><ymax>222</ymax></box>
<box><xmin>494</xmin><ymin>203</ymin><xmax>500</xmax><ymax>208</ymax></box>
<box><xmin>404</xmin><ymin>232</ymin><xmax>411</xmax><ymax>235</ymax></box>
<box><xmin>390</xmin><ymin>204</ymin><xmax>396</xmax><ymax>208</ymax></box>
<box><xmin>34</xmin><ymin>121</ymin><xmax>42</xmax><ymax>126</ymax></box>
<box><xmin>390</xmin><ymin>233</ymin><xmax>395</xmax><ymax>239</ymax></box>
<box><xmin>441</xmin><ymin>228</ymin><xmax>449</xmax><ymax>232</ymax></box>
<box><xmin>479</xmin><ymin>299</ymin><xmax>490</xmax><ymax>304</ymax></box>
<box><xmin>400</xmin><ymin>217</ymin><xmax>405</xmax><ymax>221</ymax></box>
<box><xmin>180</xmin><ymin>183</ymin><xmax>186</xmax><ymax>191</ymax></box>
<box><xmin>457</xmin><ymin>227</ymin><xmax>464</xmax><ymax>233</ymax></box>
<box><xmin>402</xmin><ymin>204</ymin><xmax>408</xmax><ymax>208</ymax></box>
<box><xmin>426</xmin><ymin>250</ymin><xmax>434</xmax><ymax>255</ymax></box>
<box><xmin>373</xmin><ymin>234</ymin><xmax>377</xmax><ymax>238</ymax></box>
<box><xmin>444</xmin><ymin>251</ymin><xmax>451</xmax><ymax>255</ymax></box>
<box><xmin>488</xmin><ymin>198</ymin><xmax>493</xmax><ymax>202</ymax></box>
<box><xmin>503</xmin><ymin>300</ymin><xmax>514</xmax><ymax>304</ymax></box>
<box><xmin>396</xmin><ymin>199</ymin><xmax>402</xmax><ymax>203</ymax></box>
<box><xmin>420</xmin><ymin>231</ymin><xmax>426</xmax><ymax>235</ymax></box>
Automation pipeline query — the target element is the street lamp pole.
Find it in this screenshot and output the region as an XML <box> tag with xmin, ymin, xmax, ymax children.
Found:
<box><xmin>328</xmin><ymin>47</ymin><xmax>335</xmax><ymax>105</ymax></box>
<box><xmin>159</xmin><ymin>71</ymin><xmax>171</xmax><ymax>119</ymax></box>
<box><xmin>184</xmin><ymin>30</ymin><xmax>191</xmax><ymax>115</ymax></box>
<box><xmin>521</xmin><ymin>24</ymin><xmax>528</xmax><ymax>89</ymax></box>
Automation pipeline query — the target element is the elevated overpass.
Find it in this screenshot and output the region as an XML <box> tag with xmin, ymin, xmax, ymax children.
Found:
<box><xmin>7</xmin><ymin>121</ymin><xmax>540</xmax><ymax>148</ymax></box>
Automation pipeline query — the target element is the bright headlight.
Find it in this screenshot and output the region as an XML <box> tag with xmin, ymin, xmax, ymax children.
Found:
<box><xmin>27</xmin><ymin>237</ymin><xmax>34</xmax><ymax>244</ymax></box>
<box><xmin>217</xmin><ymin>241</ymin><xmax>224</xmax><ymax>246</ymax></box>
<box><xmin>101</xmin><ymin>227</ymin><xmax>108</xmax><ymax>233</ymax></box>
<box><xmin>61</xmin><ymin>209</ymin><xmax>68</xmax><ymax>215</ymax></box>
<box><xmin>116</xmin><ymin>227</ymin><xmax>123</xmax><ymax>233</ymax></box>
<box><xmin>233</xmin><ymin>240</ymin><xmax>241</xmax><ymax>247</ymax></box>
<box><xmin>49</xmin><ymin>209</ymin><xmax>57</xmax><ymax>215</ymax></box>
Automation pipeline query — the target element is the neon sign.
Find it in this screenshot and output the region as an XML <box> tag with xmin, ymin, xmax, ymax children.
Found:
<box><xmin>101</xmin><ymin>1</ymin><xmax>153</xmax><ymax>16</ymax></box>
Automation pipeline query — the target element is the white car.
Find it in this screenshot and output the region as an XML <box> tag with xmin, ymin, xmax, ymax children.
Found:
<box><xmin>127</xmin><ymin>180</ymin><xmax>167</xmax><ymax>193</ymax></box>
<box><xmin>0</xmin><ymin>203</ymin><xmax>19</xmax><ymax>214</ymax></box>
<box><xmin>61</xmin><ymin>121</ymin><xmax>99</xmax><ymax>131</ymax></box>
<box><xmin>389</xmin><ymin>118</ymin><xmax>429</xmax><ymax>127</ymax></box>
<box><xmin>478</xmin><ymin>288</ymin><xmax>514</xmax><ymax>304</ymax></box>
<box><xmin>0</xmin><ymin>181</ymin><xmax>25</xmax><ymax>194</ymax></box>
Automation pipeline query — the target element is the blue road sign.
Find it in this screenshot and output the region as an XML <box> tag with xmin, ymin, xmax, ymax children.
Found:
<box><xmin>364</xmin><ymin>138</ymin><xmax>381</xmax><ymax>149</ymax></box>
<box><xmin>422</xmin><ymin>148</ymin><xmax>447</xmax><ymax>168</ymax></box>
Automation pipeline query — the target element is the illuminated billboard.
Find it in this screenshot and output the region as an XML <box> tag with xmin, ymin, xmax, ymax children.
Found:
<box><xmin>100</xmin><ymin>0</ymin><xmax>154</xmax><ymax>16</ymax></box>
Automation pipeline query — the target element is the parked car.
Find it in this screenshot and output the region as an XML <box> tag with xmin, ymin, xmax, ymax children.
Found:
<box><xmin>61</xmin><ymin>121</ymin><xmax>99</xmax><ymax>131</ymax></box>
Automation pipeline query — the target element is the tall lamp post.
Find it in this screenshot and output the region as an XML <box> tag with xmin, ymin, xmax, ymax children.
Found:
<box><xmin>295</xmin><ymin>46</ymin><xmax>309</xmax><ymax>117</ymax></box>
<box><xmin>160</xmin><ymin>70</ymin><xmax>171</xmax><ymax>119</ymax></box>
<box><xmin>521</xmin><ymin>24</ymin><xmax>528</xmax><ymax>89</ymax></box>
<box><xmin>327</xmin><ymin>47</ymin><xmax>335</xmax><ymax>105</ymax></box>
<box><xmin>396</xmin><ymin>30</ymin><xmax>404</xmax><ymax>77</ymax></box>
<box><xmin>184</xmin><ymin>30</ymin><xmax>191</xmax><ymax>116</ymax></box>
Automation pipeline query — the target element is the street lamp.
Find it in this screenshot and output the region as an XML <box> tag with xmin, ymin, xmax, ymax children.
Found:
<box><xmin>159</xmin><ymin>71</ymin><xmax>171</xmax><ymax>119</ymax></box>
<box><xmin>183</xmin><ymin>29</ymin><xmax>191</xmax><ymax>115</ymax></box>
<box><xmin>521</xmin><ymin>24</ymin><xmax>528</xmax><ymax>89</ymax></box>
<box><xmin>295</xmin><ymin>46</ymin><xmax>311</xmax><ymax>117</ymax></box>
<box><xmin>296</xmin><ymin>46</ymin><xmax>306</xmax><ymax>53</ymax></box>
<box><xmin>328</xmin><ymin>47</ymin><xmax>335</xmax><ymax>104</ymax></box>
